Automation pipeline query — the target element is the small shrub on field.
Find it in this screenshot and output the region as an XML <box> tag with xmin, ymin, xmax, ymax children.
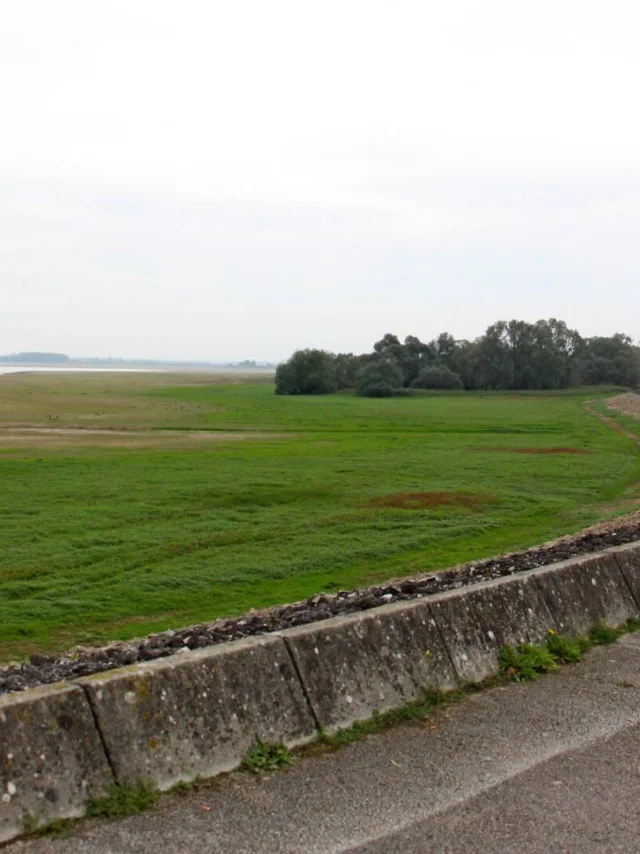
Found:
<box><xmin>359</xmin><ymin>381</ymin><xmax>395</xmax><ymax>398</ymax></box>
<box><xmin>355</xmin><ymin>359</ymin><xmax>404</xmax><ymax>398</ymax></box>
<box><xmin>411</xmin><ymin>364</ymin><xmax>464</xmax><ymax>390</ymax></box>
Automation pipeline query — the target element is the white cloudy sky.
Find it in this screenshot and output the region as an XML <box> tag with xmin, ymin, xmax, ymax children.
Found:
<box><xmin>1</xmin><ymin>0</ymin><xmax>638</xmax><ymax>361</ymax></box>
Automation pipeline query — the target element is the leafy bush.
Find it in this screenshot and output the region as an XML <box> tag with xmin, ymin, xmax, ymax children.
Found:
<box><xmin>275</xmin><ymin>349</ymin><xmax>338</xmax><ymax>395</ymax></box>
<box><xmin>355</xmin><ymin>359</ymin><xmax>404</xmax><ymax>397</ymax></box>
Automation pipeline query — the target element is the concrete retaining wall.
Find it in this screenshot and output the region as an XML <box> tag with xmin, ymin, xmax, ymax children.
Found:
<box><xmin>2</xmin><ymin>543</ymin><xmax>640</xmax><ymax>842</ymax></box>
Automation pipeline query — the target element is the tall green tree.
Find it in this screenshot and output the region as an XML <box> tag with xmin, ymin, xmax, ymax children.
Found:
<box><xmin>578</xmin><ymin>334</ymin><xmax>639</xmax><ymax>386</ymax></box>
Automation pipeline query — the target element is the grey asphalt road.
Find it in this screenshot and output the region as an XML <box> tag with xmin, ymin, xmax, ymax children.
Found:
<box><xmin>11</xmin><ymin>634</ymin><xmax>640</xmax><ymax>854</ymax></box>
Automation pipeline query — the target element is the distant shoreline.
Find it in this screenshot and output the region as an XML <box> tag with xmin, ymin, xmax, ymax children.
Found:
<box><xmin>0</xmin><ymin>364</ymin><xmax>276</xmax><ymax>375</ymax></box>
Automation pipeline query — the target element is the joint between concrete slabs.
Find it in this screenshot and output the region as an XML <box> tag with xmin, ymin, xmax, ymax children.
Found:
<box><xmin>530</xmin><ymin>550</ymin><xmax>640</xmax><ymax>637</ymax></box>
<box><xmin>79</xmin><ymin>682</ymin><xmax>118</xmax><ymax>786</ymax></box>
<box><xmin>615</xmin><ymin>555</ymin><xmax>640</xmax><ymax>612</ymax></box>
<box><xmin>281</xmin><ymin>634</ymin><xmax>323</xmax><ymax>732</ymax></box>
<box><xmin>613</xmin><ymin>546</ymin><xmax>640</xmax><ymax>614</ymax></box>
<box><xmin>426</xmin><ymin>601</ymin><xmax>461</xmax><ymax>685</ymax></box>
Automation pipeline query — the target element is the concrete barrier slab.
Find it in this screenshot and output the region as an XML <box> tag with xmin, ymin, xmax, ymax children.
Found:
<box><xmin>533</xmin><ymin>552</ymin><xmax>638</xmax><ymax>636</ymax></box>
<box><xmin>78</xmin><ymin>635</ymin><xmax>316</xmax><ymax>790</ymax></box>
<box><xmin>612</xmin><ymin>542</ymin><xmax>640</xmax><ymax>609</ymax></box>
<box><xmin>283</xmin><ymin>600</ymin><xmax>458</xmax><ymax>732</ymax></box>
<box><xmin>0</xmin><ymin>683</ymin><xmax>113</xmax><ymax>844</ymax></box>
<box><xmin>429</xmin><ymin>573</ymin><xmax>556</xmax><ymax>684</ymax></box>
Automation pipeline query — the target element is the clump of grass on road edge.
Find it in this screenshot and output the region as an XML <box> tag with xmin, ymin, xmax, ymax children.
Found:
<box><xmin>546</xmin><ymin>632</ymin><xmax>591</xmax><ymax>663</ymax></box>
<box><xmin>312</xmin><ymin>688</ymin><xmax>465</xmax><ymax>750</ymax></box>
<box><xmin>499</xmin><ymin>643</ymin><xmax>559</xmax><ymax>681</ymax></box>
<box><xmin>85</xmin><ymin>781</ymin><xmax>159</xmax><ymax>819</ymax></box>
<box><xmin>241</xmin><ymin>737</ymin><xmax>294</xmax><ymax>773</ymax></box>
<box><xmin>589</xmin><ymin>622</ymin><xmax>623</xmax><ymax>645</ymax></box>
<box><xmin>500</xmin><ymin>619</ymin><xmax>640</xmax><ymax>682</ymax></box>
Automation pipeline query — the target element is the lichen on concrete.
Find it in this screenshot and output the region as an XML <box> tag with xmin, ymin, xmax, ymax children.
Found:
<box><xmin>284</xmin><ymin>599</ymin><xmax>458</xmax><ymax>732</ymax></box>
<box><xmin>534</xmin><ymin>552</ymin><xmax>639</xmax><ymax>636</ymax></box>
<box><xmin>77</xmin><ymin>635</ymin><xmax>316</xmax><ymax>791</ymax></box>
<box><xmin>0</xmin><ymin>683</ymin><xmax>113</xmax><ymax>844</ymax></box>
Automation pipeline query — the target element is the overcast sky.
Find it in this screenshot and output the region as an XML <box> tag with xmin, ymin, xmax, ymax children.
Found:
<box><xmin>1</xmin><ymin>0</ymin><xmax>638</xmax><ymax>361</ymax></box>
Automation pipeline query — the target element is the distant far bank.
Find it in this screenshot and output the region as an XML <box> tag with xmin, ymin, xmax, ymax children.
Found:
<box><xmin>0</xmin><ymin>352</ymin><xmax>275</xmax><ymax>375</ymax></box>
<box><xmin>0</xmin><ymin>365</ymin><xmax>275</xmax><ymax>376</ymax></box>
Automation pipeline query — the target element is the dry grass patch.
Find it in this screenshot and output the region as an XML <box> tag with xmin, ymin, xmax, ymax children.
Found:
<box><xmin>364</xmin><ymin>490</ymin><xmax>492</xmax><ymax>511</ymax></box>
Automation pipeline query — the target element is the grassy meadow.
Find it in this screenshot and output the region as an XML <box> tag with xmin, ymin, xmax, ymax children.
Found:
<box><xmin>1</xmin><ymin>372</ymin><xmax>640</xmax><ymax>661</ymax></box>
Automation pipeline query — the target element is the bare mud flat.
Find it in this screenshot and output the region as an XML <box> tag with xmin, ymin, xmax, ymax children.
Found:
<box><xmin>0</xmin><ymin>427</ymin><xmax>287</xmax><ymax>451</ymax></box>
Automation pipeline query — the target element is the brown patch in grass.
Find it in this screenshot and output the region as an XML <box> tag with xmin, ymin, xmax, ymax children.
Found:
<box><xmin>364</xmin><ymin>490</ymin><xmax>491</xmax><ymax>511</ymax></box>
<box><xmin>474</xmin><ymin>446</ymin><xmax>591</xmax><ymax>455</ymax></box>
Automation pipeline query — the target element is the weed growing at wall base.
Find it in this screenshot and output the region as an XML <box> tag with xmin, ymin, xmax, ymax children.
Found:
<box><xmin>85</xmin><ymin>781</ymin><xmax>159</xmax><ymax>819</ymax></box>
<box><xmin>240</xmin><ymin>738</ymin><xmax>293</xmax><ymax>773</ymax></box>
<box><xmin>499</xmin><ymin>620</ymin><xmax>640</xmax><ymax>682</ymax></box>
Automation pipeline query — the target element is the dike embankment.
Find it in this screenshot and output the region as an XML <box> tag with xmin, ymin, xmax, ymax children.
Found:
<box><xmin>2</xmin><ymin>540</ymin><xmax>640</xmax><ymax>843</ymax></box>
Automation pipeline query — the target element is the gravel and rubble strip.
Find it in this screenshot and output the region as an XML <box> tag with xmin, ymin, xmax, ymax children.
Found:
<box><xmin>607</xmin><ymin>392</ymin><xmax>640</xmax><ymax>422</ymax></box>
<box><xmin>3</xmin><ymin>510</ymin><xmax>640</xmax><ymax>695</ymax></box>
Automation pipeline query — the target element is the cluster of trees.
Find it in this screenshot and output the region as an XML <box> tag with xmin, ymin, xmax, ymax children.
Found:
<box><xmin>275</xmin><ymin>319</ymin><xmax>640</xmax><ymax>397</ymax></box>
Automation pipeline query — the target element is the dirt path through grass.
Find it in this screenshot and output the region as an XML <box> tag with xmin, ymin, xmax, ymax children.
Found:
<box><xmin>584</xmin><ymin>397</ymin><xmax>640</xmax><ymax>446</ymax></box>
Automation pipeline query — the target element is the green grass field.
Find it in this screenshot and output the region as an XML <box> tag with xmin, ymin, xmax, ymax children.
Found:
<box><xmin>1</xmin><ymin>373</ymin><xmax>639</xmax><ymax>661</ymax></box>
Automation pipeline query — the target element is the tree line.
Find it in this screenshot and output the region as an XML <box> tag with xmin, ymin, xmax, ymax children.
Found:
<box><xmin>275</xmin><ymin>319</ymin><xmax>640</xmax><ymax>397</ymax></box>
<box><xmin>0</xmin><ymin>352</ymin><xmax>70</xmax><ymax>363</ymax></box>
